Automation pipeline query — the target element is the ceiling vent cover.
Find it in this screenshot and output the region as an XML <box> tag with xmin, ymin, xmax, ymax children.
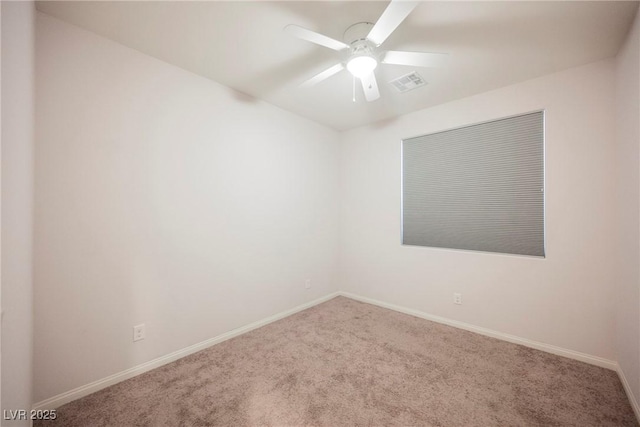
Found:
<box><xmin>390</xmin><ymin>71</ymin><xmax>426</xmax><ymax>93</ymax></box>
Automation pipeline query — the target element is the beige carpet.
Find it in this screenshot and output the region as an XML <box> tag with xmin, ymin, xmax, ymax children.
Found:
<box><xmin>37</xmin><ymin>296</ymin><xmax>637</xmax><ymax>426</ymax></box>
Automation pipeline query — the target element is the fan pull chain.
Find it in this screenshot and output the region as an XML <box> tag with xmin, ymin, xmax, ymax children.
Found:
<box><xmin>352</xmin><ymin>75</ymin><xmax>356</xmax><ymax>102</ymax></box>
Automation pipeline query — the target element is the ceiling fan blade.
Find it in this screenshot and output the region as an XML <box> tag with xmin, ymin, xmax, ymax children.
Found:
<box><xmin>300</xmin><ymin>63</ymin><xmax>345</xmax><ymax>88</ymax></box>
<box><xmin>382</xmin><ymin>51</ymin><xmax>449</xmax><ymax>68</ymax></box>
<box><xmin>360</xmin><ymin>72</ymin><xmax>380</xmax><ymax>102</ymax></box>
<box><xmin>367</xmin><ymin>1</ymin><xmax>419</xmax><ymax>46</ymax></box>
<box><xmin>285</xmin><ymin>24</ymin><xmax>349</xmax><ymax>51</ymax></box>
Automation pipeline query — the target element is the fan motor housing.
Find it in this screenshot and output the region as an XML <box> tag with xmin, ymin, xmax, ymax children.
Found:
<box><xmin>343</xmin><ymin>22</ymin><xmax>377</xmax><ymax>63</ymax></box>
<box><xmin>343</xmin><ymin>22</ymin><xmax>375</xmax><ymax>46</ymax></box>
<box><xmin>350</xmin><ymin>40</ymin><xmax>375</xmax><ymax>57</ymax></box>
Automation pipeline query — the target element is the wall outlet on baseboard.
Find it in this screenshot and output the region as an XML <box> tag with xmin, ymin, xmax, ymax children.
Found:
<box><xmin>453</xmin><ymin>293</ymin><xmax>462</xmax><ymax>305</ymax></box>
<box><xmin>305</xmin><ymin>279</ymin><xmax>311</xmax><ymax>289</ymax></box>
<box><xmin>133</xmin><ymin>324</ymin><xmax>145</xmax><ymax>342</ymax></box>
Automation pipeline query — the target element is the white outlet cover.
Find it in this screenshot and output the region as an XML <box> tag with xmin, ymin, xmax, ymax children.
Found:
<box><xmin>133</xmin><ymin>324</ymin><xmax>145</xmax><ymax>342</ymax></box>
<box><xmin>453</xmin><ymin>293</ymin><xmax>462</xmax><ymax>305</ymax></box>
<box><xmin>305</xmin><ymin>279</ymin><xmax>311</xmax><ymax>289</ymax></box>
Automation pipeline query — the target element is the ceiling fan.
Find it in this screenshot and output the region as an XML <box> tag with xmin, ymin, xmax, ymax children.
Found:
<box><xmin>285</xmin><ymin>1</ymin><xmax>448</xmax><ymax>102</ymax></box>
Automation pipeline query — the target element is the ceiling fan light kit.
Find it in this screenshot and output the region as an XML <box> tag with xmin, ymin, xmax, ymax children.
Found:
<box><xmin>285</xmin><ymin>0</ymin><xmax>449</xmax><ymax>103</ymax></box>
<box><xmin>346</xmin><ymin>55</ymin><xmax>378</xmax><ymax>79</ymax></box>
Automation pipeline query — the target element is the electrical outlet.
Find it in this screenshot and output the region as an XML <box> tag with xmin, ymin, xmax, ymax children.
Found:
<box><xmin>305</xmin><ymin>279</ymin><xmax>311</xmax><ymax>289</ymax></box>
<box><xmin>453</xmin><ymin>293</ymin><xmax>462</xmax><ymax>305</ymax></box>
<box><xmin>133</xmin><ymin>324</ymin><xmax>145</xmax><ymax>342</ymax></box>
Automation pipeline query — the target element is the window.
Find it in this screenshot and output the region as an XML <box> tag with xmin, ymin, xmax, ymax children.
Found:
<box><xmin>401</xmin><ymin>111</ymin><xmax>545</xmax><ymax>257</ymax></box>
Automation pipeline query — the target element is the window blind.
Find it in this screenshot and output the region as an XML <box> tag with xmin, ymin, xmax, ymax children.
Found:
<box><xmin>402</xmin><ymin>111</ymin><xmax>545</xmax><ymax>257</ymax></box>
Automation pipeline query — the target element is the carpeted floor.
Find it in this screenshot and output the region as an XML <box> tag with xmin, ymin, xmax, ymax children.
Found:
<box><xmin>37</xmin><ymin>296</ymin><xmax>637</xmax><ymax>426</ymax></box>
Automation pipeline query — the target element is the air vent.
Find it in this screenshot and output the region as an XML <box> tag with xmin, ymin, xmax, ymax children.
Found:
<box><xmin>389</xmin><ymin>71</ymin><xmax>426</xmax><ymax>93</ymax></box>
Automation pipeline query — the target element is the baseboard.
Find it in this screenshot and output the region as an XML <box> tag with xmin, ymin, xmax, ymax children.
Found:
<box><xmin>339</xmin><ymin>291</ymin><xmax>617</xmax><ymax>371</ymax></box>
<box><xmin>617</xmin><ymin>363</ymin><xmax>640</xmax><ymax>422</ymax></box>
<box><xmin>32</xmin><ymin>292</ymin><xmax>340</xmax><ymax>411</ymax></box>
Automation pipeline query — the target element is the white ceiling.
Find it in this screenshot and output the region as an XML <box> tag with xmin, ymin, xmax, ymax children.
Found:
<box><xmin>36</xmin><ymin>1</ymin><xmax>639</xmax><ymax>131</ymax></box>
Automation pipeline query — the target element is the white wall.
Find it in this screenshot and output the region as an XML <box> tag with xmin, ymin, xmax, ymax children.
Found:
<box><xmin>615</xmin><ymin>8</ymin><xmax>640</xmax><ymax>407</ymax></box>
<box><xmin>339</xmin><ymin>60</ymin><xmax>618</xmax><ymax>361</ymax></box>
<box><xmin>1</xmin><ymin>1</ymin><xmax>35</xmax><ymax>424</ymax></box>
<box><xmin>34</xmin><ymin>13</ymin><xmax>340</xmax><ymax>402</ymax></box>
